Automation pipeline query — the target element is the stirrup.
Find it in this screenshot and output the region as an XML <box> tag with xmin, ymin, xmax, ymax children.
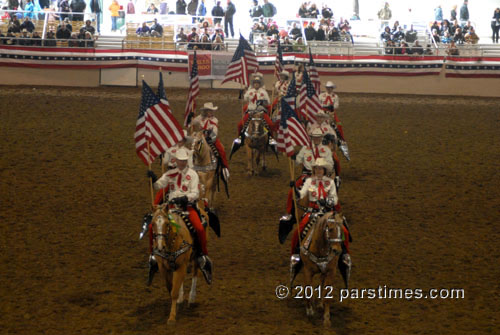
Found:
<box><xmin>335</xmin><ymin>176</ymin><xmax>341</xmax><ymax>190</ymax></box>
<box><xmin>139</xmin><ymin>213</ymin><xmax>153</xmax><ymax>240</ymax></box>
<box><xmin>197</xmin><ymin>255</ymin><xmax>213</xmax><ymax>285</ymax></box>
<box><xmin>147</xmin><ymin>254</ymin><xmax>158</xmax><ymax>286</ymax></box>
<box><xmin>338</xmin><ymin>253</ymin><xmax>352</xmax><ymax>289</ymax></box>
<box><xmin>290</xmin><ymin>254</ymin><xmax>302</xmax><ymax>286</ymax></box>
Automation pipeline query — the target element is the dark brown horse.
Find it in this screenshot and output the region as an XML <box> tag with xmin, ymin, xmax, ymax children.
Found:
<box><xmin>244</xmin><ymin>111</ymin><xmax>269</xmax><ymax>175</ymax></box>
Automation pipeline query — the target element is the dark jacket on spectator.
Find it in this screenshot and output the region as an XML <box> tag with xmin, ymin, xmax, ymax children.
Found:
<box><xmin>249</xmin><ymin>3</ymin><xmax>262</xmax><ymax>18</ymax></box>
<box><xmin>56</xmin><ymin>27</ymin><xmax>71</xmax><ymax>39</ymax></box>
<box><xmin>20</xmin><ymin>20</ymin><xmax>35</xmax><ymax>33</ymax></box>
<box><xmin>411</xmin><ymin>44</ymin><xmax>424</xmax><ymax>55</ymax></box>
<box><xmin>304</xmin><ymin>26</ymin><xmax>316</xmax><ymax>41</ymax></box>
<box><xmin>405</xmin><ymin>30</ymin><xmax>417</xmax><ymax>43</ymax></box>
<box><xmin>90</xmin><ymin>0</ymin><xmax>101</xmax><ymax>13</ymax></box>
<box><xmin>289</xmin><ymin>27</ymin><xmax>301</xmax><ymax>39</ymax></box>
<box><xmin>44</xmin><ymin>32</ymin><xmax>57</xmax><ymax>46</ymax></box>
<box><xmin>39</xmin><ymin>0</ymin><xmax>50</xmax><ymax>8</ymax></box>
<box><xmin>308</xmin><ymin>6</ymin><xmax>319</xmax><ymax>18</ymax></box>
<box><xmin>298</xmin><ymin>5</ymin><xmax>308</xmax><ymax>18</ymax></box>
<box><xmin>70</xmin><ymin>0</ymin><xmax>86</xmax><ymax>13</ymax></box>
<box><xmin>328</xmin><ymin>28</ymin><xmax>340</xmax><ymax>41</ymax></box>
<box><xmin>266</xmin><ymin>27</ymin><xmax>279</xmax><ymax>37</ymax></box>
<box><xmin>187</xmin><ymin>0</ymin><xmax>198</xmax><ymax>15</ymax></box>
<box><xmin>453</xmin><ymin>31</ymin><xmax>465</xmax><ymax>44</ymax></box>
<box><xmin>322</xmin><ymin>7</ymin><xmax>333</xmax><ymax>19</ymax></box>
<box><xmin>176</xmin><ymin>0</ymin><xmax>187</xmax><ymax>14</ymax></box>
<box><xmin>315</xmin><ymin>28</ymin><xmax>326</xmax><ymax>41</ymax></box>
<box><xmin>459</xmin><ymin>3</ymin><xmax>469</xmax><ymax>21</ymax></box>
<box><xmin>31</xmin><ymin>33</ymin><xmax>42</xmax><ymax>45</ymax></box>
<box><xmin>212</xmin><ymin>3</ymin><xmax>224</xmax><ymax>20</ymax></box>
<box><xmin>262</xmin><ymin>2</ymin><xmax>276</xmax><ymax>18</ymax></box>
<box><xmin>225</xmin><ymin>2</ymin><xmax>235</xmax><ymax>19</ymax></box>
<box><xmin>7</xmin><ymin>0</ymin><xmax>19</xmax><ymax>10</ymax></box>
<box><xmin>80</xmin><ymin>24</ymin><xmax>96</xmax><ymax>35</ymax></box>
<box><xmin>151</xmin><ymin>23</ymin><xmax>163</xmax><ymax>36</ymax></box>
<box><xmin>450</xmin><ymin>8</ymin><xmax>457</xmax><ymax>21</ymax></box>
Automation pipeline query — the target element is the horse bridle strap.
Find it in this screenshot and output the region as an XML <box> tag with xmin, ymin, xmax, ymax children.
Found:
<box><xmin>153</xmin><ymin>240</ymin><xmax>192</xmax><ymax>265</ymax></box>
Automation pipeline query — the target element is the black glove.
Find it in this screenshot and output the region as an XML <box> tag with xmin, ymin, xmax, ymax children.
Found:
<box><xmin>147</xmin><ymin>170</ymin><xmax>158</xmax><ymax>184</ymax></box>
<box><xmin>289</xmin><ymin>181</ymin><xmax>295</xmax><ymax>188</ymax></box>
<box><xmin>318</xmin><ymin>199</ymin><xmax>327</xmax><ymax>207</ymax></box>
<box><xmin>290</xmin><ymin>153</ymin><xmax>297</xmax><ymax>161</ymax></box>
<box><xmin>174</xmin><ymin>195</ymin><xmax>188</xmax><ymax>208</ymax></box>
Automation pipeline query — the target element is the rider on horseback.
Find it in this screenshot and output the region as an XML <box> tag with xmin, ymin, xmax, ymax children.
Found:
<box><xmin>319</xmin><ymin>81</ymin><xmax>346</xmax><ymax>143</ymax></box>
<box><xmin>271</xmin><ymin>70</ymin><xmax>290</xmax><ymax>118</ymax></box>
<box><xmin>144</xmin><ymin>148</ymin><xmax>213</xmax><ymax>285</ymax></box>
<box><xmin>289</xmin><ymin>157</ymin><xmax>351</xmax><ymax>286</ymax></box>
<box><xmin>162</xmin><ymin>130</ymin><xmax>194</xmax><ymax>170</ymax></box>
<box><xmin>191</xmin><ymin>102</ymin><xmax>230</xmax><ymax>180</ymax></box>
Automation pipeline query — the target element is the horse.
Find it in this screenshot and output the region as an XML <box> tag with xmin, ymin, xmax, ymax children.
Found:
<box><xmin>244</xmin><ymin>111</ymin><xmax>270</xmax><ymax>176</ymax></box>
<box><xmin>191</xmin><ymin>130</ymin><xmax>218</xmax><ymax>210</ymax></box>
<box><xmin>150</xmin><ymin>204</ymin><xmax>199</xmax><ymax>324</ymax></box>
<box><xmin>299</xmin><ymin>211</ymin><xmax>344</xmax><ymax>328</ymax></box>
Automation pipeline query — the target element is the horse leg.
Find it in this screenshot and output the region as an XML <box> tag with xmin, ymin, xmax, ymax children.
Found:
<box><xmin>303</xmin><ymin>267</ymin><xmax>314</xmax><ymax>317</ymax></box>
<box><xmin>321</xmin><ymin>274</ymin><xmax>332</xmax><ymax>328</ymax></box>
<box><xmin>168</xmin><ymin>266</ymin><xmax>186</xmax><ymax>324</ymax></box>
<box><xmin>188</xmin><ymin>264</ymin><xmax>198</xmax><ymax>306</ymax></box>
<box><xmin>262</xmin><ymin>149</ymin><xmax>266</xmax><ymax>171</ymax></box>
<box><xmin>177</xmin><ymin>283</ymin><xmax>184</xmax><ymax>304</ymax></box>
<box><xmin>246</xmin><ymin>145</ymin><xmax>253</xmax><ymax>176</ymax></box>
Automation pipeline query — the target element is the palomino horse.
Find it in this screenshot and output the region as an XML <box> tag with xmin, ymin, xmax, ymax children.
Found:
<box><xmin>245</xmin><ymin>111</ymin><xmax>269</xmax><ymax>176</ymax></box>
<box><xmin>191</xmin><ymin>130</ymin><xmax>217</xmax><ymax>209</ymax></box>
<box><xmin>300</xmin><ymin>211</ymin><xmax>344</xmax><ymax>328</ymax></box>
<box><xmin>151</xmin><ymin>204</ymin><xmax>199</xmax><ymax>324</ymax></box>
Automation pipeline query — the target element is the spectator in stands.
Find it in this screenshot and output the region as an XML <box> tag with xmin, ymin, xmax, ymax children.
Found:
<box><xmin>7</xmin><ymin>0</ymin><xmax>18</xmax><ymax>10</ymax></box>
<box><xmin>384</xmin><ymin>40</ymin><xmax>395</xmax><ymax>54</ymax></box>
<box><xmin>441</xmin><ymin>31</ymin><xmax>452</xmax><ymax>44</ymax></box>
<box><xmin>377</xmin><ymin>2</ymin><xmax>392</xmax><ymax>25</ymax></box>
<box><xmin>441</xmin><ymin>20</ymin><xmax>451</xmax><ymax>36</ymax></box>
<box><xmin>39</xmin><ymin>0</ymin><xmax>50</xmax><ymax>11</ymax></box>
<box><xmin>225</xmin><ymin>0</ymin><xmax>236</xmax><ymax>38</ymax></box>
<box><xmin>198</xmin><ymin>0</ymin><xmax>206</xmax><ymax>18</ymax></box>
<box><xmin>79</xmin><ymin>31</ymin><xmax>94</xmax><ymax>47</ymax></box>
<box><xmin>17</xmin><ymin>29</ymin><xmax>31</xmax><ymax>45</ymax></box>
<box><xmin>56</xmin><ymin>22</ymin><xmax>71</xmax><ymax>39</ymax></box>
<box><xmin>392</xmin><ymin>26</ymin><xmax>404</xmax><ymax>41</ymax></box>
<box><xmin>430</xmin><ymin>21</ymin><xmax>440</xmax><ymax>34</ymax></box>
<box><xmin>316</xmin><ymin>25</ymin><xmax>326</xmax><ymax>41</ymax></box>
<box><xmin>187</xmin><ymin>34</ymin><xmax>199</xmax><ymax>49</ymax></box>
<box><xmin>446</xmin><ymin>40</ymin><xmax>459</xmax><ymax>55</ymax></box>
<box><xmin>434</xmin><ymin>5</ymin><xmax>443</xmax><ymax>22</ymax></box>
<box><xmin>126</xmin><ymin>0</ymin><xmax>134</xmax><ymax>14</ymax></box>
<box><xmin>282</xmin><ymin>36</ymin><xmax>293</xmax><ymax>52</ymax></box>
<box><xmin>453</xmin><ymin>27</ymin><xmax>465</xmax><ymax>44</ymax></box>
<box><xmin>266</xmin><ymin>23</ymin><xmax>279</xmax><ymax>37</ymax></box>
<box><xmin>199</xmin><ymin>34</ymin><xmax>211</xmax><ymax>49</ymax></box>
<box><xmin>109</xmin><ymin>0</ymin><xmax>120</xmax><ymax>32</ymax></box>
<box><xmin>390</xmin><ymin>20</ymin><xmax>400</xmax><ymax>34</ymax></box>
<box><xmin>147</xmin><ymin>3</ymin><xmax>159</xmax><ymax>14</ymax></box>
<box><xmin>24</xmin><ymin>0</ymin><xmax>35</xmax><ymax>19</ymax></box>
<box><xmin>249</xmin><ymin>0</ymin><xmax>262</xmax><ymax>19</ymax></box>
<box><xmin>59</xmin><ymin>0</ymin><xmax>71</xmax><ymax>21</ymax></box>
<box><xmin>450</xmin><ymin>5</ymin><xmax>457</xmax><ymax>21</ymax></box>
<box><xmin>410</xmin><ymin>40</ymin><xmax>424</xmax><ymax>55</ymax></box>
<box><xmin>150</xmin><ymin>18</ymin><xmax>163</xmax><ymax>37</ymax></box>
<box><xmin>70</xmin><ymin>0</ymin><xmax>86</xmax><ymax>21</ymax></box>
<box><xmin>20</xmin><ymin>17</ymin><xmax>35</xmax><ymax>33</ymax></box>
<box><xmin>8</xmin><ymin>17</ymin><xmax>21</xmax><ymax>33</ymax></box>
<box><xmin>187</xmin><ymin>0</ymin><xmax>198</xmax><ymax>16</ymax></box>
<box><xmin>44</xmin><ymin>30</ymin><xmax>57</xmax><ymax>46</ymax></box>
<box><xmin>212</xmin><ymin>1</ymin><xmax>224</xmax><ymax>25</ymax></box>
<box><xmin>493</xmin><ymin>8</ymin><xmax>500</xmax><ymax>43</ymax></box>
<box><xmin>58</xmin><ymin>17</ymin><xmax>73</xmax><ymax>32</ymax></box>
<box><xmin>340</xmin><ymin>26</ymin><xmax>353</xmax><ymax>44</ymax></box>
<box><xmin>304</xmin><ymin>22</ymin><xmax>316</xmax><ymax>41</ymax></box>
<box><xmin>322</xmin><ymin>4</ymin><xmax>333</xmax><ymax>19</ymax></box>
<box><xmin>380</xmin><ymin>26</ymin><xmax>391</xmax><ymax>42</ymax></box>
<box><xmin>308</xmin><ymin>3</ymin><xmax>319</xmax><ymax>18</ymax></box>
<box><xmin>68</xmin><ymin>32</ymin><xmax>79</xmax><ymax>47</ymax></box>
<box><xmin>80</xmin><ymin>20</ymin><xmax>96</xmax><ymax>36</ymax></box>
<box><xmin>464</xmin><ymin>26</ymin><xmax>479</xmax><ymax>44</ymax></box>
<box><xmin>213</xmin><ymin>34</ymin><xmax>224</xmax><ymax>50</ymax></box>
<box><xmin>5</xmin><ymin>31</ymin><xmax>17</xmax><ymax>45</ymax></box>
<box><xmin>459</xmin><ymin>1</ymin><xmax>469</xmax><ymax>24</ymax></box>
<box><xmin>293</xmin><ymin>36</ymin><xmax>306</xmax><ymax>52</ymax></box>
<box><xmin>431</xmin><ymin>29</ymin><xmax>441</xmax><ymax>44</ymax></box>
<box><xmin>90</xmin><ymin>0</ymin><xmax>101</xmax><ymax>33</ymax></box>
<box><xmin>176</xmin><ymin>27</ymin><xmax>188</xmax><ymax>43</ymax></box>
<box><xmin>31</xmin><ymin>30</ymin><xmax>41</xmax><ymax>45</ymax></box>
<box><xmin>136</xmin><ymin>22</ymin><xmax>150</xmax><ymax>36</ymax></box>
<box><xmin>298</xmin><ymin>3</ymin><xmax>307</xmax><ymax>18</ymax></box>
<box><xmin>262</xmin><ymin>0</ymin><xmax>276</xmax><ymax>18</ymax></box>
<box><xmin>395</xmin><ymin>41</ymin><xmax>409</xmax><ymax>55</ymax></box>
<box><xmin>405</xmin><ymin>25</ymin><xmax>417</xmax><ymax>43</ymax></box>
<box><xmin>289</xmin><ymin>22</ymin><xmax>301</xmax><ymax>40</ymax></box>
<box><xmin>176</xmin><ymin>0</ymin><xmax>186</xmax><ymax>14</ymax></box>
<box><xmin>450</xmin><ymin>19</ymin><xmax>459</xmax><ymax>34</ymax></box>
<box><xmin>328</xmin><ymin>26</ymin><xmax>341</xmax><ymax>41</ymax></box>
<box><xmin>462</xmin><ymin>21</ymin><xmax>473</xmax><ymax>34</ymax></box>
<box><xmin>187</xmin><ymin>27</ymin><xmax>198</xmax><ymax>41</ymax></box>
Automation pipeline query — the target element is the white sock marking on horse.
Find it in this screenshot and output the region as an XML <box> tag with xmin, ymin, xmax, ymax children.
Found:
<box><xmin>189</xmin><ymin>277</ymin><xmax>197</xmax><ymax>304</ymax></box>
<box><xmin>177</xmin><ymin>283</ymin><xmax>184</xmax><ymax>304</ymax></box>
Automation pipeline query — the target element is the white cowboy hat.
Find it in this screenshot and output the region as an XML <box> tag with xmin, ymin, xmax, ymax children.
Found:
<box><xmin>325</xmin><ymin>81</ymin><xmax>336</xmax><ymax>89</ymax></box>
<box><xmin>175</xmin><ymin>148</ymin><xmax>189</xmax><ymax>160</ymax></box>
<box><xmin>316</xmin><ymin>110</ymin><xmax>328</xmax><ymax>117</ymax></box>
<box><xmin>311</xmin><ymin>128</ymin><xmax>324</xmax><ymax>137</ymax></box>
<box><xmin>201</xmin><ymin>102</ymin><xmax>218</xmax><ymax>111</ymax></box>
<box><xmin>312</xmin><ymin>157</ymin><xmax>332</xmax><ymax>172</ymax></box>
<box><xmin>279</xmin><ymin>70</ymin><xmax>289</xmax><ymax>78</ymax></box>
<box><xmin>251</xmin><ymin>72</ymin><xmax>264</xmax><ymax>83</ymax></box>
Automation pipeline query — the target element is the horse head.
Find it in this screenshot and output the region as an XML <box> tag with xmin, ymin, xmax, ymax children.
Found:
<box><xmin>316</xmin><ymin>212</ymin><xmax>344</xmax><ymax>256</ymax></box>
<box><xmin>151</xmin><ymin>204</ymin><xmax>177</xmax><ymax>253</ymax></box>
<box><xmin>246</xmin><ymin>111</ymin><xmax>266</xmax><ymax>140</ymax></box>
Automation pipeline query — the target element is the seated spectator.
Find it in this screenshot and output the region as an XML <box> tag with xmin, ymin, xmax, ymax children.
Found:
<box><xmin>80</xmin><ymin>20</ymin><xmax>96</xmax><ymax>36</ymax></box>
<box><xmin>321</xmin><ymin>4</ymin><xmax>333</xmax><ymax>19</ymax></box>
<box><xmin>254</xmin><ymin>33</ymin><xmax>267</xmax><ymax>51</ymax></box>
<box><xmin>430</xmin><ymin>21</ymin><xmax>440</xmax><ymax>35</ymax></box>
<box><xmin>450</xmin><ymin>20</ymin><xmax>460</xmax><ymax>35</ymax></box>
<box><xmin>57</xmin><ymin>18</ymin><xmax>72</xmax><ymax>32</ymax></box>
<box><xmin>56</xmin><ymin>24</ymin><xmax>71</xmax><ymax>40</ymax></box>
<box><xmin>328</xmin><ymin>26</ymin><xmax>341</xmax><ymax>41</ymax></box>
<box><xmin>68</xmin><ymin>32</ymin><xmax>79</xmax><ymax>47</ymax></box>
<box><xmin>424</xmin><ymin>44</ymin><xmax>434</xmax><ymax>55</ymax></box>
<box><xmin>212</xmin><ymin>34</ymin><xmax>225</xmax><ymax>50</ymax></box>
<box><xmin>298</xmin><ymin>2</ymin><xmax>308</xmax><ymax>18</ymax></box>
<box><xmin>308</xmin><ymin>3</ymin><xmax>319</xmax><ymax>18</ymax></box>
<box><xmin>44</xmin><ymin>30</ymin><xmax>57</xmax><ymax>46</ymax></box>
<box><xmin>20</xmin><ymin>17</ymin><xmax>35</xmax><ymax>33</ymax></box>
<box><xmin>304</xmin><ymin>22</ymin><xmax>316</xmax><ymax>41</ymax></box>
<box><xmin>211</xmin><ymin>27</ymin><xmax>224</xmax><ymax>41</ymax></box>
<box><xmin>380</xmin><ymin>26</ymin><xmax>391</xmax><ymax>42</ymax></box>
<box><xmin>200</xmin><ymin>21</ymin><xmax>210</xmax><ymax>30</ymax></box>
<box><xmin>289</xmin><ymin>22</ymin><xmax>302</xmax><ymax>40</ymax></box>
<box><xmin>136</xmin><ymin>22</ymin><xmax>151</xmax><ymax>36</ymax></box>
<box><xmin>340</xmin><ymin>26</ymin><xmax>353</xmax><ymax>43</ymax></box>
<box><xmin>392</xmin><ymin>26</ymin><xmax>405</xmax><ymax>41</ymax></box>
<box><xmin>462</xmin><ymin>21</ymin><xmax>473</xmax><ymax>34</ymax></box>
<box><xmin>405</xmin><ymin>25</ymin><xmax>418</xmax><ymax>43</ymax></box>
<box><xmin>315</xmin><ymin>25</ymin><xmax>326</xmax><ymax>41</ymax></box>
<box><xmin>391</xmin><ymin>20</ymin><xmax>400</xmax><ymax>34</ymax></box>
<box><xmin>150</xmin><ymin>18</ymin><xmax>163</xmax><ymax>37</ymax></box>
<box><xmin>267</xmin><ymin>24</ymin><xmax>279</xmax><ymax>37</ymax></box>
<box><xmin>282</xmin><ymin>36</ymin><xmax>293</xmax><ymax>52</ymax></box>
<box><xmin>410</xmin><ymin>40</ymin><xmax>424</xmax><ymax>55</ymax></box>
<box><xmin>453</xmin><ymin>27</ymin><xmax>465</xmax><ymax>44</ymax></box>
<box><xmin>187</xmin><ymin>27</ymin><xmax>198</xmax><ymax>41</ymax></box>
<box><xmin>7</xmin><ymin>18</ymin><xmax>21</xmax><ymax>33</ymax></box>
<box><xmin>395</xmin><ymin>41</ymin><xmax>409</xmax><ymax>55</ymax></box>
<box><xmin>441</xmin><ymin>31</ymin><xmax>452</xmax><ymax>44</ymax></box>
<box><xmin>5</xmin><ymin>31</ymin><xmax>17</xmax><ymax>45</ymax></box>
<box><xmin>464</xmin><ymin>27</ymin><xmax>479</xmax><ymax>44</ymax></box>
<box><xmin>446</xmin><ymin>40</ymin><xmax>459</xmax><ymax>55</ymax></box>
<box><xmin>431</xmin><ymin>29</ymin><xmax>441</xmax><ymax>44</ymax></box>
<box><xmin>441</xmin><ymin>20</ymin><xmax>451</xmax><ymax>36</ymax></box>
<box><xmin>147</xmin><ymin>3</ymin><xmax>159</xmax><ymax>14</ymax></box>
<box><xmin>384</xmin><ymin>40</ymin><xmax>395</xmax><ymax>54</ymax></box>
<box><xmin>187</xmin><ymin>35</ymin><xmax>200</xmax><ymax>49</ymax></box>
<box><xmin>176</xmin><ymin>27</ymin><xmax>188</xmax><ymax>43</ymax></box>
<box><xmin>17</xmin><ymin>29</ymin><xmax>31</xmax><ymax>46</ymax></box>
<box><xmin>31</xmin><ymin>31</ymin><xmax>42</xmax><ymax>46</ymax></box>
<box><xmin>293</xmin><ymin>36</ymin><xmax>306</xmax><ymax>52</ymax></box>
<box><xmin>80</xmin><ymin>31</ymin><xmax>94</xmax><ymax>47</ymax></box>
<box><xmin>268</xmin><ymin>33</ymin><xmax>278</xmax><ymax>47</ymax></box>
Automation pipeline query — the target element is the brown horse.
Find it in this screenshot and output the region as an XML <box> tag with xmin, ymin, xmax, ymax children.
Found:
<box><xmin>300</xmin><ymin>212</ymin><xmax>344</xmax><ymax>328</ymax></box>
<box><xmin>244</xmin><ymin>111</ymin><xmax>269</xmax><ymax>176</ymax></box>
<box><xmin>151</xmin><ymin>204</ymin><xmax>199</xmax><ymax>324</ymax></box>
<box><xmin>191</xmin><ymin>131</ymin><xmax>217</xmax><ymax>209</ymax></box>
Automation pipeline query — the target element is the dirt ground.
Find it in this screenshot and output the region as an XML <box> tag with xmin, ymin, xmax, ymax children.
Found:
<box><xmin>0</xmin><ymin>86</ymin><xmax>499</xmax><ymax>335</ymax></box>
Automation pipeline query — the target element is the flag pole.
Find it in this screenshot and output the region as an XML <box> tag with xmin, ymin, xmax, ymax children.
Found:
<box><xmin>288</xmin><ymin>156</ymin><xmax>302</xmax><ymax>247</ymax></box>
<box><xmin>270</xmin><ymin>67</ymin><xmax>277</xmax><ymax>118</ymax></box>
<box><xmin>147</xmin><ymin>141</ymin><xmax>155</xmax><ymax>208</ymax></box>
<box><xmin>158</xmin><ymin>67</ymin><xmax>166</xmax><ymax>204</ymax></box>
<box><xmin>240</xmin><ymin>82</ymin><xmax>245</xmax><ymax>118</ymax></box>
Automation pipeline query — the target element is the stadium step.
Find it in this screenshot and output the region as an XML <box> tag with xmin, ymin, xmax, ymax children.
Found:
<box><xmin>96</xmin><ymin>35</ymin><xmax>125</xmax><ymax>49</ymax></box>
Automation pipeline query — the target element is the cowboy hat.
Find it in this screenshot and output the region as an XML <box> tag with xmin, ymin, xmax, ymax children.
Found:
<box><xmin>200</xmin><ymin>102</ymin><xmax>218</xmax><ymax>111</ymax></box>
<box><xmin>251</xmin><ymin>72</ymin><xmax>264</xmax><ymax>83</ymax></box>
<box><xmin>175</xmin><ymin>148</ymin><xmax>189</xmax><ymax>160</ymax></box>
<box><xmin>325</xmin><ymin>81</ymin><xmax>336</xmax><ymax>89</ymax></box>
<box><xmin>311</xmin><ymin>128</ymin><xmax>324</xmax><ymax>137</ymax></box>
<box><xmin>316</xmin><ymin>110</ymin><xmax>329</xmax><ymax>118</ymax></box>
<box><xmin>279</xmin><ymin>70</ymin><xmax>289</xmax><ymax>78</ymax></box>
<box><xmin>312</xmin><ymin>157</ymin><xmax>332</xmax><ymax>173</ymax></box>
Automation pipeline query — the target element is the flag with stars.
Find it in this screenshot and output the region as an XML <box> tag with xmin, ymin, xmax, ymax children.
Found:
<box><xmin>284</xmin><ymin>71</ymin><xmax>297</xmax><ymax>109</ymax></box>
<box><xmin>298</xmin><ymin>68</ymin><xmax>322</xmax><ymax>123</ymax></box>
<box><xmin>308</xmin><ymin>48</ymin><xmax>320</xmax><ymax>95</ymax></box>
<box><xmin>184</xmin><ymin>51</ymin><xmax>200</xmax><ymax>127</ymax></box>
<box><xmin>274</xmin><ymin>39</ymin><xmax>284</xmax><ymax>80</ymax></box>
<box><xmin>157</xmin><ymin>71</ymin><xmax>170</xmax><ymax>106</ymax></box>
<box><xmin>135</xmin><ymin>81</ymin><xmax>184</xmax><ymax>166</ymax></box>
<box><xmin>221</xmin><ymin>34</ymin><xmax>259</xmax><ymax>87</ymax></box>
<box><xmin>277</xmin><ymin>92</ymin><xmax>309</xmax><ymax>156</ymax></box>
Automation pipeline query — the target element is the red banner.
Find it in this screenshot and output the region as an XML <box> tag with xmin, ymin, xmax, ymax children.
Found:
<box><xmin>189</xmin><ymin>52</ymin><xmax>212</xmax><ymax>78</ymax></box>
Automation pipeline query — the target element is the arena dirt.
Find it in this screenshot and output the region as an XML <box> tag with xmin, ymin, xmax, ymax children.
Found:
<box><xmin>0</xmin><ymin>86</ymin><xmax>499</xmax><ymax>335</ymax></box>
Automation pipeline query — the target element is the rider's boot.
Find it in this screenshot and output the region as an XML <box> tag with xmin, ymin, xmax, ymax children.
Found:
<box><xmin>290</xmin><ymin>253</ymin><xmax>302</xmax><ymax>286</ymax></box>
<box><xmin>147</xmin><ymin>254</ymin><xmax>158</xmax><ymax>286</ymax></box>
<box><xmin>139</xmin><ymin>212</ymin><xmax>153</xmax><ymax>240</ymax></box>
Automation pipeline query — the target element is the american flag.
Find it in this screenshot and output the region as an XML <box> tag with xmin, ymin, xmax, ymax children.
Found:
<box><xmin>135</xmin><ymin>81</ymin><xmax>185</xmax><ymax>166</ymax></box>
<box><xmin>157</xmin><ymin>71</ymin><xmax>170</xmax><ymax>106</ymax></box>
<box><xmin>308</xmin><ymin>48</ymin><xmax>320</xmax><ymax>95</ymax></box>
<box><xmin>284</xmin><ymin>71</ymin><xmax>297</xmax><ymax>109</ymax></box>
<box><xmin>298</xmin><ymin>68</ymin><xmax>322</xmax><ymax>123</ymax></box>
<box><xmin>221</xmin><ymin>34</ymin><xmax>259</xmax><ymax>87</ymax></box>
<box><xmin>277</xmin><ymin>74</ymin><xmax>309</xmax><ymax>156</ymax></box>
<box><xmin>274</xmin><ymin>39</ymin><xmax>284</xmax><ymax>80</ymax></box>
<box><xmin>184</xmin><ymin>51</ymin><xmax>200</xmax><ymax>127</ymax></box>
